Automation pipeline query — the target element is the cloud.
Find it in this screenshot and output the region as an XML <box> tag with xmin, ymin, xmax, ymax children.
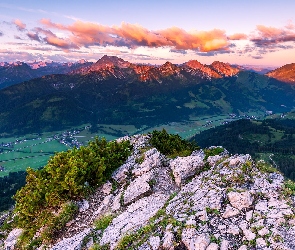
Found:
<box><xmin>228</xmin><ymin>33</ymin><xmax>248</xmax><ymax>40</ymax></box>
<box><xmin>0</xmin><ymin>31</ymin><xmax>3</xmax><ymax>36</ymax></box>
<box><xmin>14</xmin><ymin>19</ymin><xmax>26</xmax><ymax>31</ymax></box>
<box><xmin>170</xmin><ymin>49</ymin><xmax>187</xmax><ymax>54</ymax></box>
<box><xmin>39</xmin><ymin>19</ymin><xmax>230</xmax><ymax>52</ymax></box>
<box><xmin>251</xmin><ymin>55</ymin><xmax>263</xmax><ymax>59</ymax></box>
<box><xmin>27</xmin><ymin>28</ymin><xmax>78</xmax><ymax>50</ymax></box>
<box><xmin>251</xmin><ymin>24</ymin><xmax>295</xmax><ymax>47</ymax></box>
<box><xmin>0</xmin><ymin>49</ymin><xmax>38</xmax><ymax>62</ymax></box>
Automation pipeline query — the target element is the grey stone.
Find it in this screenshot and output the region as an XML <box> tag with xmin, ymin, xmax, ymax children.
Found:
<box><xmin>162</xmin><ymin>231</ymin><xmax>175</xmax><ymax>250</ymax></box>
<box><xmin>132</xmin><ymin>148</ymin><xmax>165</xmax><ymax>177</ymax></box>
<box><xmin>227</xmin><ymin>191</ymin><xmax>252</xmax><ymax>210</ymax></box>
<box><xmin>102</xmin><ymin>182</ymin><xmax>113</xmax><ymax>195</ymax></box>
<box><xmin>50</xmin><ymin>228</ymin><xmax>91</xmax><ymax>250</ymax></box>
<box><xmin>100</xmin><ymin>193</ymin><xmax>169</xmax><ymax>248</ymax></box>
<box><xmin>170</xmin><ymin>155</ymin><xmax>204</xmax><ymax>186</ymax></box>
<box><xmin>220</xmin><ymin>239</ymin><xmax>230</xmax><ymax>250</ymax></box>
<box><xmin>149</xmin><ymin>236</ymin><xmax>160</xmax><ymax>250</ymax></box>
<box><xmin>77</xmin><ymin>199</ymin><xmax>89</xmax><ymax>213</ymax></box>
<box><xmin>4</xmin><ymin>228</ymin><xmax>23</xmax><ymax>250</ymax></box>
<box><xmin>181</xmin><ymin>229</ymin><xmax>210</xmax><ymax>250</ymax></box>
<box><xmin>222</xmin><ymin>205</ymin><xmax>240</xmax><ymax>218</ymax></box>
<box><xmin>137</xmin><ymin>243</ymin><xmax>151</xmax><ymax>250</ymax></box>
<box><xmin>206</xmin><ymin>242</ymin><xmax>219</xmax><ymax>250</ymax></box>
<box><xmin>123</xmin><ymin>172</ymin><xmax>152</xmax><ymax>205</ymax></box>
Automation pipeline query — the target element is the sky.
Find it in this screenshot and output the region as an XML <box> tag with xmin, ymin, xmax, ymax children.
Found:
<box><xmin>0</xmin><ymin>0</ymin><xmax>295</xmax><ymax>66</ymax></box>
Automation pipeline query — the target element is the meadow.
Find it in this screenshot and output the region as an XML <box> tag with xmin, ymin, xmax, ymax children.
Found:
<box><xmin>0</xmin><ymin>111</ymin><xmax>266</xmax><ymax>177</ymax></box>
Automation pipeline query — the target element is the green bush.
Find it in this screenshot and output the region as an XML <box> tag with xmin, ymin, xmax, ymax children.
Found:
<box><xmin>204</xmin><ymin>147</ymin><xmax>224</xmax><ymax>160</ymax></box>
<box><xmin>94</xmin><ymin>214</ymin><xmax>113</xmax><ymax>231</ymax></box>
<box><xmin>150</xmin><ymin>129</ymin><xmax>199</xmax><ymax>158</ymax></box>
<box><xmin>13</xmin><ymin>137</ymin><xmax>132</xmax><ymax>246</ymax></box>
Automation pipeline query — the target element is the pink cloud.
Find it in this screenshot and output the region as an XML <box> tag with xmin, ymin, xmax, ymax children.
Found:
<box><xmin>251</xmin><ymin>24</ymin><xmax>295</xmax><ymax>47</ymax></box>
<box><xmin>228</xmin><ymin>33</ymin><xmax>248</xmax><ymax>40</ymax></box>
<box><xmin>14</xmin><ymin>19</ymin><xmax>26</xmax><ymax>31</ymax></box>
<box><xmin>26</xmin><ymin>27</ymin><xmax>78</xmax><ymax>50</ymax></box>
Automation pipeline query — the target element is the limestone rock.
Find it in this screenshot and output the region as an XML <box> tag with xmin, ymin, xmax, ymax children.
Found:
<box><xmin>77</xmin><ymin>199</ymin><xmax>89</xmax><ymax>213</ymax></box>
<box><xmin>132</xmin><ymin>148</ymin><xmax>166</xmax><ymax>177</ymax></box>
<box><xmin>220</xmin><ymin>239</ymin><xmax>230</xmax><ymax>250</ymax></box>
<box><xmin>4</xmin><ymin>228</ymin><xmax>23</xmax><ymax>250</ymax></box>
<box><xmin>111</xmin><ymin>191</ymin><xmax>122</xmax><ymax>212</ymax></box>
<box><xmin>206</xmin><ymin>242</ymin><xmax>219</xmax><ymax>250</ymax></box>
<box><xmin>123</xmin><ymin>172</ymin><xmax>152</xmax><ymax>205</ymax></box>
<box><xmin>100</xmin><ymin>193</ymin><xmax>169</xmax><ymax>248</ymax></box>
<box><xmin>4</xmin><ymin>135</ymin><xmax>295</xmax><ymax>250</ymax></box>
<box><xmin>149</xmin><ymin>236</ymin><xmax>160</xmax><ymax>250</ymax></box>
<box><xmin>170</xmin><ymin>155</ymin><xmax>204</xmax><ymax>186</ymax></box>
<box><xmin>162</xmin><ymin>231</ymin><xmax>175</xmax><ymax>250</ymax></box>
<box><xmin>227</xmin><ymin>191</ymin><xmax>252</xmax><ymax>210</ymax></box>
<box><xmin>256</xmin><ymin>237</ymin><xmax>267</xmax><ymax>247</ymax></box>
<box><xmin>50</xmin><ymin>228</ymin><xmax>91</xmax><ymax>250</ymax></box>
<box><xmin>241</xmin><ymin>228</ymin><xmax>256</xmax><ymax>241</ymax></box>
<box><xmin>222</xmin><ymin>204</ymin><xmax>240</xmax><ymax>218</ymax></box>
<box><xmin>181</xmin><ymin>228</ymin><xmax>210</xmax><ymax>250</ymax></box>
<box><xmin>101</xmin><ymin>182</ymin><xmax>113</xmax><ymax>195</ymax></box>
<box><xmin>137</xmin><ymin>243</ymin><xmax>151</xmax><ymax>250</ymax></box>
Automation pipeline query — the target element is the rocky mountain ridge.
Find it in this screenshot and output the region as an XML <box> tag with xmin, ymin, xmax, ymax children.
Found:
<box><xmin>2</xmin><ymin>134</ymin><xmax>295</xmax><ymax>250</ymax></box>
<box><xmin>1</xmin><ymin>56</ymin><xmax>294</xmax><ymax>92</ymax></box>
<box><xmin>266</xmin><ymin>63</ymin><xmax>295</xmax><ymax>84</ymax></box>
<box><xmin>70</xmin><ymin>55</ymin><xmax>240</xmax><ymax>83</ymax></box>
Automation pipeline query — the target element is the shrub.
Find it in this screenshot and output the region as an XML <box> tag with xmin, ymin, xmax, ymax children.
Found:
<box><xmin>13</xmin><ymin>137</ymin><xmax>132</xmax><ymax>246</ymax></box>
<box><xmin>256</xmin><ymin>160</ymin><xmax>278</xmax><ymax>174</ymax></box>
<box><xmin>204</xmin><ymin>147</ymin><xmax>224</xmax><ymax>160</ymax></box>
<box><xmin>94</xmin><ymin>214</ymin><xmax>114</xmax><ymax>231</ymax></box>
<box><xmin>149</xmin><ymin>129</ymin><xmax>199</xmax><ymax>158</ymax></box>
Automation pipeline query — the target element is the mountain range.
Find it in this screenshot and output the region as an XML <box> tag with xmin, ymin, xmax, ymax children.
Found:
<box><xmin>0</xmin><ymin>60</ymin><xmax>92</xmax><ymax>89</ymax></box>
<box><xmin>1</xmin><ymin>55</ymin><xmax>295</xmax><ymax>135</ymax></box>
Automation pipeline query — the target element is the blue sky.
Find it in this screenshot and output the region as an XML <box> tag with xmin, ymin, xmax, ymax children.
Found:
<box><xmin>1</xmin><ymin>0</ymin><xmax>295</xmax><ymax>66</ymax></box>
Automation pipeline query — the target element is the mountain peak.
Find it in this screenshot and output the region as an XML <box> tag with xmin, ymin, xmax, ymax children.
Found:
<box><xmin>184</xmin><ymin>60</ymin><xmax>203</xmax><ymax>69</ymax></box>
<box><xmin>77</xmin><ymin>59</ymin><xmax>88</xmax><ymax>64</ymax></box>
<box><xmin>266</xmin><ymin>63</ymin><xmax>295</xmax><ymax>84</ymax></box>
<box><xmin>210</xmin><ymin>61</ymin><xmax>240</xmax><ymax>77</ymax></box>
<box><xmin>96</xmin><ymin>55</ymin><xmax>131</xmax><ymax>68</ymax></box>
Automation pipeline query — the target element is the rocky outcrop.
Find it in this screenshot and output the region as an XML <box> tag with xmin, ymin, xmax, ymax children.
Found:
<box><xmin>2</xmin><ymin>134</ymin><xmax>295</xmax><ymax>250</ymax></box>
<box><xmin>3</xmin><ymin>228</ymin><xmax>23</xmax><ymax>250</ymax></box>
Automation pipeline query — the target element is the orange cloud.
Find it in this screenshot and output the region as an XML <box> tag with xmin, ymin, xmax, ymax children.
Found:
<box><xmin>113</xmin><ymin>22</ymin><xmax>169</xmax><ymax>48</ymax></box>
<box><xmin>14</xmin><ymin>19</ymin><xmax>26</xmax><ymax>31</ymax></box>
<box><xmin>39</xmin><ymin>19</ymin><xmax>230</xmax><ymax>52</ymax></box>
<box><xmin>228</xmin><ymin>33</ymin><xmax>248</xmax><ymax>40</ymax></box>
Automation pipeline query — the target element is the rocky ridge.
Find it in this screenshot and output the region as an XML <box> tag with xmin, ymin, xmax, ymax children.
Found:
<box><xmin>266</xmin><ymin>63</ymin><xmax>295</xmax><ymax>84</ymax></box>
<box><xmin>70</xmin><ymin>55</ymin><xmax>240</xmax><ymax>83</ymax></box>
<box><xmin>2</xmin><ymin>134</ymin><xmax>295</xmax><ymax>250</ymax></box>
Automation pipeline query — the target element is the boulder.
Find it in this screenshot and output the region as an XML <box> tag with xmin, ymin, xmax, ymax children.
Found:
<box><xmin>123</xmin><ymin>172</ymin><xmax>152</xmax><ymax>205</ymax></box>
<box><xmin>100</xmin><ymin>193</ymin><xmax>169</xmax><ymax>248</ymax></box>
<box><xmin>170</xmin><ymin>155</ymin><xmax>204</xmax><ymax>186</ymax></box>
<box><xmin>181</xmin><ymin>229</ymin><xmax>210</xmax><ymax>250</ymax></box>
<box><xmin>227</xmin><ymin>191</ymin><xmax>252</xmax><ymax>210</ymax></box>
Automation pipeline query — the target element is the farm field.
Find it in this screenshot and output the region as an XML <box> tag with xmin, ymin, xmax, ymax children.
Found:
<box><xmin>0</xmin><ymin>111</ymin><xmax>272</xmax><ymax>177</ymax></box>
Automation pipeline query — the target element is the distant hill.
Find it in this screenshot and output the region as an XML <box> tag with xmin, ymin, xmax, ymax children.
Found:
<box><xmin>191</xmin><ymin>117</ymin><xmax>295</xmax><ymax>180</ymax></box>
<box><xmin>266</xmin><ymin>63</ymin><xmax>295</xmax><ymax>84</ymax></box>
